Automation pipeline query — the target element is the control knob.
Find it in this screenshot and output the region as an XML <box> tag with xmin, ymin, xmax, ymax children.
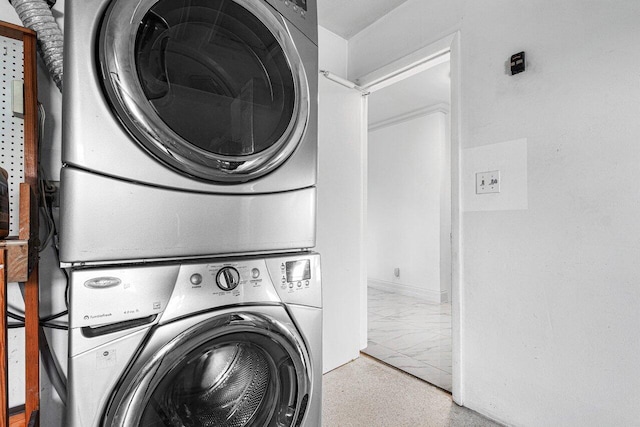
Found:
<box><xmin>216</xmin><ymin>267</ymin><xmax>240</xmax><ymax>291</ymax></box>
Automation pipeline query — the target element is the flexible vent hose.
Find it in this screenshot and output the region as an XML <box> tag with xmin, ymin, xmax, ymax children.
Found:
<box><xmin>12</xmin><ymin>0</ymin><xmax>64</xmax><ymax>91</ymax></box>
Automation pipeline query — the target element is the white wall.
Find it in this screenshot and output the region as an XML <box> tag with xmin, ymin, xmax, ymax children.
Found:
<box><xmin>0</xmin><ymin>4</ymin><xmax>21</xmax><ymax>25</ymax></box>
<box><xmin>318</xmin><ymin>26</ymin><xmax>348</xmax><ymax>79</ymax></box>
<box><xmin>347</xmin><ymin>0</ymin><xmax>461</xmax><ymax>81</ymax></box>
<box><xmin>367</xmin><ymin>112</ymin><xmax>448</xmax><ymax>302</ymax></box>
<box><xmin>348</xmin><ymin>0</ymin><xmax>640</xmax><ymax>425</ymax></box>
<box><xmin>317</xmin><ymin>27</ymin><xmax>365</xmax><ymax>371</ymax></box>
<box><xmin>460</xmin><ymin>2</ymin><xmax>640</xmax><ymax>425</ymax></box>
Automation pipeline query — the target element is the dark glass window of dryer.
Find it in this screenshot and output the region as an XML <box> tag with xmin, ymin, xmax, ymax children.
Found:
<box><xmin>135</xmin><ymin>0</ymin><xmax>296</xmax><ymax>157</ymax></box>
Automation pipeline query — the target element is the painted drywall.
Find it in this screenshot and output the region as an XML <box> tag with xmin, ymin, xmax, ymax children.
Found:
<box><xmin>367</xmin><ymin>62</ymin><xmax>450</xmax><ymax>125</ymax></box>
<box><xmin>347</xmin><ymin>0</ymin><xmax>462</xmax><ymax>81</ymax></box>
<box><xmin>462</xmin><ymin>138</ymin><xmax>528</xmax><ymax>212</ymax></box>
<box><xmin>317</xmin><ymin>28</ymin><xmax>364</xmax><ymax>372</ymax></box>
<box><xmin>0</xmin><ymin>4</ymin><xmax>20</xmax><ymax>25</ymax></box>
<box><xmin>460</xmin><ymin>1</ymin><xmax>640</xmax><ymax>425</ymax></box>
<box><xmin>318</xmin><ymin>26</ymin><xmax>348</xmax><ymax>79</ymax></box>
<box><xmin>367</xmin><ymin>112</ymin><xmax>448</xmax><ymax>302</ymax></box>
<box><xmin>348</xmin><ymin>0</ymin><xmax>640</xmax><ymax>425</ymax></box>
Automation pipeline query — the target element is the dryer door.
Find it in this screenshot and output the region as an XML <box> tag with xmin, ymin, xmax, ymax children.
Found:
<box><xmin>99</xmin><ymin>0</ymin><xmax>309</xmax><ymax>183</ymax></box>
<box><xmin>102</xmin><ymin>312</ymin><xmax>311</xmax><ymax>427</ymax></box>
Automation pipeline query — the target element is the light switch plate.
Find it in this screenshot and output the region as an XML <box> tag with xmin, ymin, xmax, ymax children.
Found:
<box><xmin>476</xmin><ymin>170</ymin><xmax>500</xmax><ymax>194</ymax></box>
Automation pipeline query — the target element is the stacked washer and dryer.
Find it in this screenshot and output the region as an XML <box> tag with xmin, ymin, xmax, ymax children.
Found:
<box><xmin>60</xmin><ymin>0</ymin><xmax>321</xmax><ymax>426</ymax></box>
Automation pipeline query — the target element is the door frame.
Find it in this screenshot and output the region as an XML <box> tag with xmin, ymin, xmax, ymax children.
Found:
<box><xmin>357</xmin><ymin>32</ymin><xmax>463</xmax><ymax>404</ymax></box>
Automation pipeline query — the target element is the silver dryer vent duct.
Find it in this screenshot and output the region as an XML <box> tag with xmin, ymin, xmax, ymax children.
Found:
<box><xmin>12</xmin><ymin>0</ymin><xmax>63</xmax><ymax>91</ymax></box>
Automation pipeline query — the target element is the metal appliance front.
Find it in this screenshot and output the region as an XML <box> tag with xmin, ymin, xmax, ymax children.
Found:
<box><xmin>102</xmin><ymin>312</ymin><xmax>311</xmax><ymax>427</ymax></box>
<box><xmin>99</xmin><ymin>0</ymin><xmax>309</xmax><ymax>183</ymax></box>
<box><xmin>66</xmin><ymin>252</ymin><xmax>322</xmax><ymax>427</ymax></box>
<box><xmin>60</xmin><ymin>0</ymin><xmax>319</xmax><ymax>264</ymax></box>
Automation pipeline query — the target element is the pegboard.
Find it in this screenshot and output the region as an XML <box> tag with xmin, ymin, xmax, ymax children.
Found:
<box><xmin>0</xmin><ymin>35</ymin><xmax>25</xmax><ymax>237</ymax></box>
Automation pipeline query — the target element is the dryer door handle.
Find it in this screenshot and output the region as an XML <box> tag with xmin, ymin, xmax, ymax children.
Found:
<box><xmin>81</xmin><ymin>314</ymin><xmax>158</xmax><ymax>338</ymax></box>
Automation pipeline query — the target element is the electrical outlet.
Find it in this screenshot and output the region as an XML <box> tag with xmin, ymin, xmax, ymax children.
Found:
<box><xmin>42</xmin><ymin>180</ymin><xmax>60</xmax><ymax>207</ymax></box>
<box><xmin>476</xmin><ymin>170</ymin><xmax>500</xmax><ymax>194</ymax></box>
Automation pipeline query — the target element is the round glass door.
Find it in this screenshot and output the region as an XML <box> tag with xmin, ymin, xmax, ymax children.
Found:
<box><xmin>99</xmin><ymin>0</ymin><xmax>309</xmax><ymax>182</ymax></box>
<box><xmin>103</xmin><ymin>313</ymin><xmax>311</xmax><ymax>427</ymax></box>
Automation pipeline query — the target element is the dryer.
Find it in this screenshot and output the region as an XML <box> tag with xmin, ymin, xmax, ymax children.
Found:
<box><xmin>67</xmin><ymin>252</ymin><xmax>322</xmax><ymax>426</ymax></box>
<box><xmin>60</xmin><ymin>0</ymin><xmax>318</xmax><ymax>265</ymax></box>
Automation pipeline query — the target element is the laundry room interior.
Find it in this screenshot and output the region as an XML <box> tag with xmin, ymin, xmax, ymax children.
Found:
<box><xmin>1</xmin><ymin>0</ymin><xmax>640</xmax><ymax>426</ymax></box>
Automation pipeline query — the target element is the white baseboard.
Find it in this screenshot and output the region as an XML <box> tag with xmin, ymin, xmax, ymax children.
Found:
<box><xmin>368</xmin><ymin>278</ymin><xmax>448</xmax><ymax>304</ymax></box>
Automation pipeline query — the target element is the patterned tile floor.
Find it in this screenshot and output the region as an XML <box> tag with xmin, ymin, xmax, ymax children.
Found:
<box><xmin>363</xmin><ymin>286</ymin><xmax>452</xmax><ymax>391</ymax></box>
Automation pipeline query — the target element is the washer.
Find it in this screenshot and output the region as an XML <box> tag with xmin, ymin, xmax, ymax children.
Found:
<box><xmin>60</xmin><ymin>0</ymin><xmax>318</xmax><ymax>264</ymax></box>
<box><xmin>67</xmin><ymin>252</ymin><xmax>321</xmax><ymax>426</ymax></box>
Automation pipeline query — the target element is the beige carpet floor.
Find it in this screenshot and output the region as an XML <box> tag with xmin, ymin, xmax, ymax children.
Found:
<box><xmin>322</xmin><ymin>354</ymin><xmax>502</xmax><ymax>427</ymax></box>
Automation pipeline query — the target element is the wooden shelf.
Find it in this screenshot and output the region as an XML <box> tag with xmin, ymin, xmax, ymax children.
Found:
<box><xmin>1</xmin><ymin>19</ymin><xmax>39</xmax><ymax>427</ymax></box>
<box><xmin>1</xmin><ymin>184</ymin><xmax>37</xmax><ymax>282</ymax></box>
<box><xmin>9</xmin><ymin>412</ymin><xmax>25</xmax><ymax>426</ymax></box>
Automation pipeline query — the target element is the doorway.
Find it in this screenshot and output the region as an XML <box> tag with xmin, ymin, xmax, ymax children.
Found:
<box><xmin>362</xmin><ymin>55</ymin><xmax>453</xmax><ymax>391</ymax></box>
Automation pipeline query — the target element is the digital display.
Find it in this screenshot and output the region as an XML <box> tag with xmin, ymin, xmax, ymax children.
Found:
<box><xmin>293</xmin><ymin>0</ymin><xmax>307</xmax><ymax>11</ymax></box>
<box><xmin>286</xmin><ymin>259</ymin><xmax>311</xmax><ymax>282</ymax></box>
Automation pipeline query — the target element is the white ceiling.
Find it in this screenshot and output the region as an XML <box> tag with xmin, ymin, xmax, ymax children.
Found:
<box><xmin>317</xmin><ymin>0</ymin><xmax>410</xmax><ymax>39</ymax></box>
<box><xmin>368</xmin><ymin>61</ymin><xmax>450</xmax><ymax>125</ymax></box>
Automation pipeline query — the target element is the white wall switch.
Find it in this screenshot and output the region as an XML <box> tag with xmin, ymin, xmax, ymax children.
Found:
<box><xmin>476</xmin><ymin>170</ymin><xmax>500</xmax><ymax>194</ymax></box>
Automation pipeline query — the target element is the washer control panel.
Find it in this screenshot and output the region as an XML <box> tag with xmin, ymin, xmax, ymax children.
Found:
<box><xmin>280</xmin><ymin>0</ymin><xmax>308</xmax><ymax>17</ymax></box>
<box><xmin>70</xmin><ymin>253</ymin><xmax>321</xmax><ymax>328</ymax></box>
<box><xmin>266</xmin><ymin>253</ymin><xmax>321</xmax><ymax>308</ymax></box>
<box><xmin>160</xmin><ymin>252</ymin><xmax>321</xmax><ymax>323</ymax></box>
<box><xmin>216</xmin><ymin>266</ymin><xmax>240</xmax><ymax>291</ymax></box>
<box><xmin>280</xmin><ymin>259</ymin><xmax>311</xmax><ymax>290</ymax></box>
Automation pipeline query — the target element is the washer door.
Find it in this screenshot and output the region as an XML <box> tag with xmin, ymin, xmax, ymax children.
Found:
<box><xmin>99</xmin><ymin>0</ymin><xmax>309</xmax><ymax>183</ymax></box>
<box><xmin>102</xmin><ymin>312</ymin><xmax>311</xmax><ymax>426</ymax></box>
